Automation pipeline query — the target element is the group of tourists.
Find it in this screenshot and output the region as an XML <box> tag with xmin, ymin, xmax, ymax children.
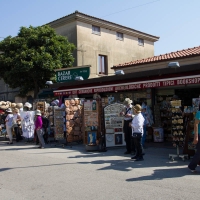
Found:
<box><xmin>120</xmin><ymin>98</ymin><xmax>148</xmax><ymax>161</ymax></box>
<box><xmin>2</xmin><ymin>104</ymin><xmax>49</xmax><ymax>149</ymax></box>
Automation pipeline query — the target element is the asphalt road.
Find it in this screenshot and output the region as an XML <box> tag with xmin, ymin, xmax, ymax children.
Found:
<box><xmin>0</xmin><ymin>140</ymin><xmax>199</xmax><ymax>200</ymax></box>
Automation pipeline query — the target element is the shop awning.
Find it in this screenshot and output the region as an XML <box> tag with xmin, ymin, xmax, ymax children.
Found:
<box><xmin>53</xmin><ymin>74</ymin><xmax>200</xmax><ymax>96</ymax></box>
<box><xmin>38</xmin><ymin>90</ymin><xmax>54</xmax><ymax>98</ymax></box>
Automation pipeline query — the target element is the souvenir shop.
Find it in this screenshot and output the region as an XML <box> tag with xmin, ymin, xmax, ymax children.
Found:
<box><xmin>51</xmin><ymin>63</ymin><xmax>200</xmax><ymax>155</ymax></box>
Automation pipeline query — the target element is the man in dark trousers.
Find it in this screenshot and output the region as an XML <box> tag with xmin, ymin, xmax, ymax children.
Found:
<box><xmin>120</xmin><ymin>98</ymin><xmax>135</xmax><ymax>154</ymax></box>
<box><xmin>41</xmin><ymin>112</ymin><xmax>49</xmax><ymax>144</ymax></box>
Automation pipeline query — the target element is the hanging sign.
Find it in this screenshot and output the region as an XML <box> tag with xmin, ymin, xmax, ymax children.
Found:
<box><xmin>55</xmin><ymin>65</ymin><xmax>90</xmax><ymax>83</ymax></box>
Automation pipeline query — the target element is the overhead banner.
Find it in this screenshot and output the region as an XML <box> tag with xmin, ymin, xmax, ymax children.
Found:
<box><xmin>54</xmin><ymin>75</ymin><xmax>200</xmax><ymax>96</ymax></box>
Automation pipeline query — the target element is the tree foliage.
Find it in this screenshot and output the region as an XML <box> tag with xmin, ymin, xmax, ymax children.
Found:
<box><xmin>0</xmin><ymin>25</ymin><xmax>75</xmax><ymax>98</ymax></box>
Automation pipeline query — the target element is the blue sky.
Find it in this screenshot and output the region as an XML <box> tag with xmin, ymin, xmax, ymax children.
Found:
<box><xmin>1</xmin><ymin>0</ymin><xmax>200</xmax><ymax>56</ymax></box>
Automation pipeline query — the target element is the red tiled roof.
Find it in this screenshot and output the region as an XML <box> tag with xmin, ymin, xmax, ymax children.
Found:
<box><xmin>112</xmin><ymin>46</ymin><xmax>200</xmax><ymax>69</ymax></box>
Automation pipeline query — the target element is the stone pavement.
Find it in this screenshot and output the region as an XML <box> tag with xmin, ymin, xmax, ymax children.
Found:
<box><xmin>0</xmin><ymin>138</ymin><xmax>199</xmax><ymax>200</ymax></box>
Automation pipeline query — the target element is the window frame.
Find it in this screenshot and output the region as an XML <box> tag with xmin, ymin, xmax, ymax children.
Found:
<box><xmin>98</xmin><ymin>55</ymin><xmax>108</xmax><ymax>75</ymax></box>
<box><xmin>138</xmin><ymin>38</ymin><xmax>144</xmax><ymax>46</ymax></box>
<box><xmin>116</xmin><ymin>32</ymin><xmax>123</xmax><ymax>41</ymax></box>
<box><xmin>92</xmin><ymin>25</ymin><xmax>101</xmax><ymax>35</ymax></box>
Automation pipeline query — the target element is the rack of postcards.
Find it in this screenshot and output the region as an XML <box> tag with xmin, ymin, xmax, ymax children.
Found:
<box><xmin>169</xmin><ymin>100</ymin><xmax>188</xmax><ymax>161</ymax></box>
<box><xmin>47</xmin><ymin>106</ymin><xmax>55</xmax><ymax>141</ymax></box>
<box><xmin>104</xmin><ymin>103</ymin><xmax>125</xmax><ymax>147</ymax></box>
<box><xmin>53</xmin><ymin>106</ymin><xmax>65</xmax><ymax>141</ymax></box>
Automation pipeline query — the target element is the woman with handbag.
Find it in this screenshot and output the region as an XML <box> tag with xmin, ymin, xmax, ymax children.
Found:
<box><xmin>35</xmin><ymin>110</ymin><xmax>45</xmax><ymax>149</ymax></box>
<box><xmin>130</xmin><ymin>104</ymin><xmax>145</xmax><ymax>161</ymax></box>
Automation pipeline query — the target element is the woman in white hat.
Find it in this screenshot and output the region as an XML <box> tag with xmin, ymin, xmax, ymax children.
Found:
<box><xmin>130</xmin><ymin>104</ymin><xmax>145</xmax><ymax>161</ymax></box>
<box><xmin>5</xmin><ymin>108</ymin><xmax>14</xmax><ymax>144</ymax></box>
<box><xmin>13</xmin><ymin>108</ymin><xmax>22</xmax><ymax>142</ymax></box>
<box><xmin>35</xmin><ymin>110</ymin><xmax>45</xmax><ymax>148</ymax></box>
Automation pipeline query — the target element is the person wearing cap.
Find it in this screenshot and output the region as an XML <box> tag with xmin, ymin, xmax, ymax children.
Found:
<box><xmin>120</xmin><ymin>98</ymin><xmax>134</xmax><ymax>154</ymax></box>
<box><xmin>24</xmin><ymin>102</ymin><xmax>32</xmax><ymax>111</ymax></box>
<box><xmin>13</xmin><ymin>108</ymin><xmax>22</xmax><ymax>142</ymax></box>
<box><xmin>35</xmin><ymin>110</ymin><xmax>45</xmax><ymax>148</ymax></box>
<box><xmin>5</xmin><ymin>108</ymin><xmax>14</xmax><ymax>144</ymax></box>
<box><xmin>130</xmin><ymin>104</ymin><xmax>145</xmax><ymax>161</ymax></box>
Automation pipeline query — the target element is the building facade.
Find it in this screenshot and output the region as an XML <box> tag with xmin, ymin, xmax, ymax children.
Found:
<box><xmin>47</xmin><ymin>11</ymin><xmax>159</xmax><ymax>78</ymax></box>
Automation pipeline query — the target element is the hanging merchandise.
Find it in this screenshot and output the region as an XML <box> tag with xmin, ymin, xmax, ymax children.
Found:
<box><xmin>84</xmin><ymin>99</ymin><xmax>102</xmax><ymax>150</ymax></box>
<box><xmin>20</xmin><ymin>111</ymin><xmax>35</xmax><ymax>139</ymax></box>
<box><xmin>65</xmin><ymin>98</ymin><xmax>84</xmax><ymax>143</ymax></box>
<box><xmin>54</xmin><ymin>106</ymin><xmax>65</xmax><ymax>141</ymax></box>
<box><xmin>104</xmin><ymin>103</ymin><xmax>125</xmax><ymax>147</ymax></box>
<box><xmin>169</xmin><ymin>100</ymin><xmax>188</xmax><ymax>161</ymax></box>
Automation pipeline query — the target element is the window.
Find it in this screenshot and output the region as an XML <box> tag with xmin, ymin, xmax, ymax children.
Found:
<box><xmin>92</xmin><ymin>25</ymin><xmax>100</xmax><ymax>35</ymax></box>
<box><xmin>138</xmin><ymin>38</ymin><xmax>144</xmax><ymax>46</ymax></box>
<box><xmin>98</xmin><ymin>55</ymin><xmax>107</xmax><ymax>75</ymax></box>
<box><xmin>116</xmin><ymin>32</ymin><xmax>123</xmax><ymax>40</ymax></box>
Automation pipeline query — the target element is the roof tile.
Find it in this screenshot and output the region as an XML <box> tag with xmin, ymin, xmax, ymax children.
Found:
<box><xmin>112</xmin><ymin>46</ymin><xmax>200</xmax><ymax>68</ymax></box>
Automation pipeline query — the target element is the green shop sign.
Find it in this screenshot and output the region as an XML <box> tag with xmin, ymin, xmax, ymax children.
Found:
<box><xmin>56</xmin><ymin>65</ymin><xmax>90</xmax><ymax>83</ymax></box>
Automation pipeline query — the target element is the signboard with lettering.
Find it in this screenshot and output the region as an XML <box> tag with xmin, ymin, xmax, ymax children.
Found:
<box><xmin>54</xmin><ymin>75</ymin><xmax>200</xmax><ymax>96</ymax></box>
<box><xmin>56</xmin><ymin>66</ymin><xmax>90</xmax><ymax>82</ymax></box>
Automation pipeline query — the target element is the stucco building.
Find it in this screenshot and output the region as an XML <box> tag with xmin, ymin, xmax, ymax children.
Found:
<box><xmin>47</xmin><ymin>10</ymin><xmax>159</xmax><ymax>78</ymax></box>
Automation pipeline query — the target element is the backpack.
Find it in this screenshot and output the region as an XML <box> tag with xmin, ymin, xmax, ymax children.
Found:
<box><xmin>42</xmin><ymin>116</ymin><xmax>49</xmax><ymax>129</ymax></box>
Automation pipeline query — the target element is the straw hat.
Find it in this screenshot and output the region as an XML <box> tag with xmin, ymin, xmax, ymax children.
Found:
<box><xmin>133</xmin><ymin>104</ymin><xmax>142</xmax><ymax>113</ymax></box>
<box><xmin>14</xmin><ymin>108</ymin><xmax>19</xmax><ymax>113</ymax></box>
<box><xmin>16</xmin><ymin>103</ymin><xmax>23</xmax><ymax>109</ymax></box>
<box><xmin>35</xmin><ymin>110</ymin><xmax>41</xmax><ymax>116</ymax></box>
<box><xmin>6</xmin><ymin>108</ymin><xmax>12</xmax><ymax>113</ymax></box>
<box><xmin>24</xmin><ymin>102</ymin><xmax>32</xmax><ymax>108</ymax></box>
<box><xmin>11</xmin><ymin>103</ymin><xmax>16</xmax><ymax>108</ymax></box>
<box><xmin>123</xmin><ymin>98</ymin><xmax>133</xmax><ymax>105</ymax></box>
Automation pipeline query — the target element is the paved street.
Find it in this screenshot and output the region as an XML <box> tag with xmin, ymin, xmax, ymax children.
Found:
<box><xmin>0</xmin><ymin>139</ymin><xmax>199</xmax><ymax>200</ymax></box>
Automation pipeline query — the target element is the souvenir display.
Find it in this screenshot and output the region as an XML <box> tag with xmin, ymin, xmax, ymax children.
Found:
<box><xmin>54</xmin><ymin>106</ymin><xmax>65</xmax><ymax>140</ymax></box>
<box><xmin>20</xmin><ymin>111</ymin><xmax>35</xmax><ymax>139</ymax></box>
<box><xmin>104</xmin><ymin>103</ymin><xmax>125</xmax><ymax>147</ymax></box>
<box><xmin>169</xmin><ymin>100</ymin><xmax>188</xmax><ymax>161</ymax></box>
<box><xmin>83</xmin><ymin>99</ymin><xmax>101</xmax><ymax>145</ymax></box>
<box><xmin>65</xmin><ymin>98</ymin><xmax>84</xmax><ymax>143</ymax></box>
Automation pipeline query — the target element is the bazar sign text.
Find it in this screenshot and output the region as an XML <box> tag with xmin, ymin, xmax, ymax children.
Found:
<box><xmin>56</xmin><ymin>66</ymin><xmax>90</xmax><ymax>82</ymax></box>
<box><xmin>54</xmin><ymin>76</ymin><xmax>200</xmax><ymax>96</ymax></box>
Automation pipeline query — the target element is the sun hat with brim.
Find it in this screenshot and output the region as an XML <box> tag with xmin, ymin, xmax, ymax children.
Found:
<box><xmin>6</xmin><ymin>108</ymin><xmax>12</xmax><ymax>113</ymax></box>
<box><xmin>14</xmin><ymin>108</ymin><xmax>19</xmax><ymax>113</ymax></box>
<box><xmin>133</xmin><ymin>104</ymin><xmax>142</xmax><ymax>113</ymax></box>
<box><xmin>123</xmin><ymin>98</ymin><xmax>133</xmax><ymax>105</ymax></box>
<box><xmin>24</xmin><ymin>102</ymin><xmax>32</xmax><ymax>108</ymax></box>
<box><xmin>35</xmin><ymin>110</ymin><xmax>41</xmax><ymax>116</ymax></box>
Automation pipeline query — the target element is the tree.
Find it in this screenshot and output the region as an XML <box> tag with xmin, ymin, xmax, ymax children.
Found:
<box><xmin>0</xmin><ymin>25</ymin><xmax>75</xmax><ymax>98</ymax></box>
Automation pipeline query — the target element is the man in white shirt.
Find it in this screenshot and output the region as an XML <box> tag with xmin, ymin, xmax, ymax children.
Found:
<box><xmin>130</xmin><ymin>104</ymin><xmax>145</xmax><ymax>161</ymax></box>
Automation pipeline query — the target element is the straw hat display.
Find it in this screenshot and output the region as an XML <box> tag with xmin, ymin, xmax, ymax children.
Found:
<box><xmin>0</xmin><ymin>101</ymin><xmax>10</xmax><ymax>110</ymax></box>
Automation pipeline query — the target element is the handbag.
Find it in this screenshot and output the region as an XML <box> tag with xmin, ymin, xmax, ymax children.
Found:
<box><xmin>132</xmin><ymin>132</ymin><xmax>142</xmax><ymax>138</ymax></box>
